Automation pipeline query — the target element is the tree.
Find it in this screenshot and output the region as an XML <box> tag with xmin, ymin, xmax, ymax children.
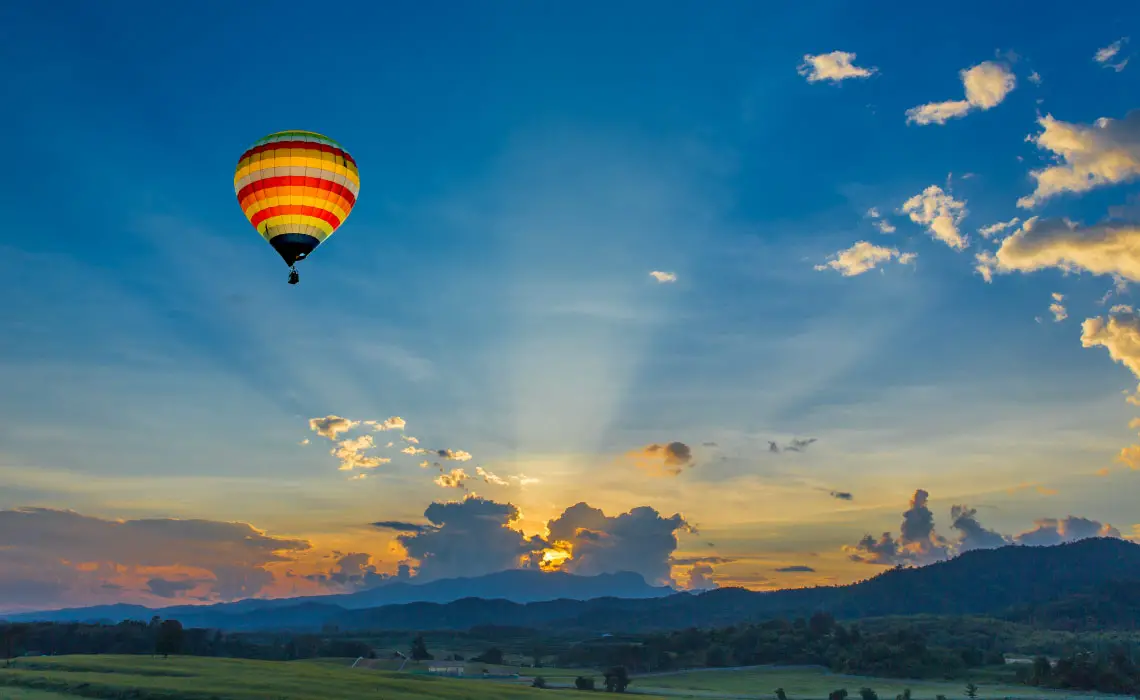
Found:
<box><xmin>155</xmin><ymin>619</ymin><xmax>183</xmax><ymax>658</ymax></box>
<box><xmin>576</xmin><ymin>676</ymin><xmax>596</xmax><ymax>690</ymax></box>
<box><xmin>810</xmin><ymin>612</ymin><xmax>836</xmax><ymax>638</ymax></box>
<box><xmin>965</xmin><ymin>682</ymin><xmax>979</xmax><ymax>699</ymax></box>
<box><xmin>532</xmin><ymin>643</ymin><xmax>546</xmax><ymax>668</ymax></box>
<box><xmin>532</xmin><ymin>675</ymin><xmax>547</xmax><ymax>688</ymax></box>
<box><xmin>706</xmin><ymin>645</ymin><xmax>730</xmax><ymax>667</ymax></box>
<box><xmin>473</xmin><ymin>647</ymin><xmax>504</xmax><ymax>665</ymax></box>
<box><xmin>1032</xmin><ymin>656</ymin><xmax>1052</xmax><ymax>685</ymax></box>
<box><xmin>410</xmin><ymin>635</ymin><xmax>433</xmax><ymax>661</ymax></box>
<box><xmin>604</xmin><ymin>666</ymin><xmax>631</xmax><ymax>693</ymax></box>
<box><xmin>859</xmin><ymin>688</ymin><xmax>878</xmax><ymax>700</ymax></box>
<box><xmin>775</xmin><ymin>688</ymin><xmax>788</xmax><ymax>700</ymax></box>
<box><xmin>894</xmin><ymin>689</ymin><xmax>911</xmax><ymax>700</ymax></box>
<box><xmin>829</xmin><ymin>689</ymin><xmax>848</xmax><ymax>700</ymax></box>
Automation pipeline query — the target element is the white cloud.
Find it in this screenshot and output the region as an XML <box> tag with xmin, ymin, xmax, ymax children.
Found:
<box><xmin>906</xmin><ymin>61</ymin><xmax>1016</xmax><ymax>126</ymax></box>
<box><xmin>308</xmin><ymin>415</ymin><xmax>359</xmax><ymax>440</ymax></box>
<box><xmin>1095</xmin><ymin>38</ymin><xmax>1130</xmax><ymax>71</ymax></box>
<box><xmin>1028</xmin><ymin>71</ymin><xmax>1042</xmax><ymax>85</ymax></box>
<box><xmin>402</xmin><ymin>435</ymin><xmax>420</xmax><ymax>444</ymax></box>
<box><xmin>331</xmin><ymin>434</ymin><xmax>392</xmax><ymax>471</ymax></box>
<box><xmin>866</xmin><ymin>207</ymin><xmax>896</xmax><ymax>233</ymax></box>
<box><xmin>815</xmin><ymin>241</ymin><xmax>916</xmax><ymax>277</ymax></box>
<box><xmin>902</xmin><ymin>185</ymin><xmax>969</xmax><ymax>250</ymax></box>
<box><xmin>650</xmin><ymin>270</ymin><xmax>677</xmax><ymax>283</ymax></box>
<box><xmin>978</xmin><ymin>217</ymin><xmax>1020</xmax><ymax>239</ymax></box>
<box><xmin>797</xmin><ymin>51</ymin><xmax>877</xmax><ymax>83</ymax></box>
<box><xmin>1017</xmin><ymin>111</ymin><xmax>1140</xmax><ymax>209</ymax></box>
<box><xmin>364</xmin><ymin>417</ymin><xmax>406</xmax><ymax>431</ymax></box>
<box><xmin>434</xmin><ymin>468</ymin><xmax>470</xmax><ymax>489</ymax></box>
<box><xmin>1081</xmin><ymin>306</ymin><xmax>1140</xmax><ymax>404</ymax></box>
<box><xmin>977</xmin><ymin>217</ymin><xmax>1140</xmax><ymax>283</ymax></box>
<box><xmin>475</xmin><ymin>466</ymin><xmax>510</xmax><ymax>486</ymax></box>
<box><xmin>1050</xmin><ymin>292</ymin><xmax>1068</xmax><ymax>322</ymax></box>
<box><xmin>402</xmin><ymin>446</ymin><xmax>428</xmax><ymax>456</ymax></box>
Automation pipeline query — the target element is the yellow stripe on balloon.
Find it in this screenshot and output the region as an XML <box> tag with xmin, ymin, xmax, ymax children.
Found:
<box><xmin>234</xmin><ymin>158</ymin><xmax>360</xmax><ymax>189</ymax></box>
<box><xmin>241</xmin><ymin>196</ymin><xmax>350</xmax><ymax>223</ymax></box>
<box><xmin>260</xmin><ymin>215</ymin><xmax>335</xmax><ymax>236</ymax></box>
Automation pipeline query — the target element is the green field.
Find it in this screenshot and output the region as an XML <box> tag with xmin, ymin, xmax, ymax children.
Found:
<box><xmin>0</xmin><ymin>654</ymin><xmax>646</xmax><ymax>700</ymax></box>
<box><xmin>631</xmin><ymin>666</ymin><xmax>1126</xmax><ymax>699</ymax></box>
<box><xmin>0</xmin><ymin>689</ymin><xmax>81</xmax><ymax>700</ymax></box>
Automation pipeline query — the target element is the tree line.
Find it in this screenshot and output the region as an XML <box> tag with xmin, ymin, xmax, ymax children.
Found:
<box><xmin>1</xmin><ymin>617</ymin><xmax>373</xmax><ymax>662</ymax></box>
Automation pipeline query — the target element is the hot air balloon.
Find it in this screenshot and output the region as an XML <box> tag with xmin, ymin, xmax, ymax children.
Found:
<box><xmin>234</xmin><ymin>131</ymin><xmax>359</xmax><ymax>284</ymax></box>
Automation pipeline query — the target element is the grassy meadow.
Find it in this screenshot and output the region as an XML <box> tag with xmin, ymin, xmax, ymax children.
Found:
<box><xmin>632</xmin><ymin>666</ymin><xmax>1129</xmax><ymax>699</ymax></box>
<box><xmin>0</xmin><ymin>654</ymin><xmax>632</xmax><ymax>700</ymax></box>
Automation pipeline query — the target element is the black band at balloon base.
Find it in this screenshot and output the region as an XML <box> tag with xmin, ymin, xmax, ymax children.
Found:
<box><xmin>269</xmin><ymin>233</ymin><xmax>320</xmax><ymax>267</ymax></box>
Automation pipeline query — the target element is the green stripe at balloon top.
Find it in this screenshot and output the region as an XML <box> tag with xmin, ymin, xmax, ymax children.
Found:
<box><xmin>252</xmin><ymin>131</ymin><xmax>346</xmax><ymax>149</ymax></box>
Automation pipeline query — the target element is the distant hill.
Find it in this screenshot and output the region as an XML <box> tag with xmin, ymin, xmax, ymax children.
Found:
<box><xmin>6</xmin><ymin>538</ymin><xmax>1139</xmax><ymax>633</ymax></box>
<box><xmin>1</xmin><ymin>568</ymin><xmax>674</xmax><ymax>625</ymax></box>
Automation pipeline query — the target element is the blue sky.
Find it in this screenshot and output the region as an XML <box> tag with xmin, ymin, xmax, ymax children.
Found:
<box><xmin>1</xmin><ymin>1</ymin><xmax>1139</xmax><ymax>609</ymax></box>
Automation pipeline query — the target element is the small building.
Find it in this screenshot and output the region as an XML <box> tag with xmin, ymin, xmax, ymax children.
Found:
<box><xmin>426</xmin><ymin>663</ymin><xmax>465</xmax><ymax>677</ymax></box>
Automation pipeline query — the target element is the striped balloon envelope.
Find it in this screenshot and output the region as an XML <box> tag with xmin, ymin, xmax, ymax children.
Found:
<box><xmin>234</xmin><ymin>130</ymin><xmax>359</xmax><ymax>283</ymax></box>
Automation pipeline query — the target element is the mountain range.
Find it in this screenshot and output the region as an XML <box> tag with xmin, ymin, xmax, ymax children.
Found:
<box><xmin>5</xmin><ymin>538</ymin><xmax>1139</xmax><ymax>633</ymax></box>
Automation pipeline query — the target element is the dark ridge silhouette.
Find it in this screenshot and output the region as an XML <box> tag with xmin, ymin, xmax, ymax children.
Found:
<box><xmin>4</xmin><ymin>538</ymin><xmax>1138</xmax><ymax>632</ymax></box>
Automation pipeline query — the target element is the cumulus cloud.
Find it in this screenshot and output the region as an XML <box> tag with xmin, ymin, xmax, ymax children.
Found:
<box><xmin>902</xmin><ymin>185</ymin><xmax>969</xmax><ymax>250</ymax></box>
<box><xmin>1050</xmin><ymin>292</ymin><xmax>1068</xmax><ymax>322</ymax></box>
<box><xmin>626</xmin><ymin>441</ymin><xmax>694</xmax><ymax>476</ymax></box>
<box><xmin>1016</xmin><ymin>517</ymin><xmax>1121</xmax><ymax>546</ymax></box>
<box><xmin>365</xmin><ymin>417</ymin><xmax>406</xmax><ymax>431</ymax></box>
<box><xmin>1095</xmin><ymin>37</ymin><xmax>1130</xmax><ymax>71</ymax></box>
<box><xmin>830</xmin><ymin>491</ymin><xmax>854</xmax><ymax>501</ymax></box>
<box><xmin>403</xmin><ymin>446</ymin><xmax>429</xmax><ymax>456</ymax></box>
<box><xmin>1081</xmin><ymin>306</ymin><xmax>1140</xmax><ymax>403</ymax></box>
<box><xmin>546</xmin><ymin>502</ymin><xmax>692</xmax><ymax>586</ymax></box>
<box><xmin>685</xmin><ymin>563</ymin><xmax>717</xmax><ymax>590</ymax></box>
<box><xmin>308</xmin><ymin>415</ymin><xmax>359</xmax><ymax>440</ymax></box>
<box><xmin>303</xmin><ymin>552</ymin><xmax>406</xmax><ymax>591</ymax></box>
<box><xmin>436</xmin><ymin>448</ymin><xmax>473</xmax><ymax>462</ymax></box>
<box><xmin>1028</xmin><ymin>71</ymin><xmax>1042</xmax><ymax>85</ymax></box>
<box><xmin>775</xmin><ymin>565</ymin><xmax>816</xmax><ymax>573</ymax></box>
<box><xmin>1017</xmin><ymin>111</ymin><xmax>1140</xmax><ymax>209</ymax></box>
<box><xmin>845</xmin><ymin>491</ymin><xmax>1123</xmax><ymax>566</ymax></box>
<box><xmin>949</xmin><ymin>505</ymin><xmax>1011</xmax><ymax>552</ymax></box>
<box><xmin>650</xmin><ymin>270</ymin><xmax>678</xmax><ymax>283</ymax></box>
<box><xmin>0</xmin><ymin>508</ymin><xmax>311</xmax><ymax>610</ymax></box>
<box><xmin>331</xmin><ymin>434</ymin><xmax>392</xmax><ymax>471</ymax></box>
<box><xmin>308</xmin><ymin>415</ymin><xmax>405</xmax><ymax>470</ymax></box>
<box><xmin>1118</xmin><ymin>444</ymin><xmax>1140</xmax><ymax>470</ymax></box>
<box><xmin>906</xmin><ymin>61</ymin><xmax>1016</xmax><ymax>125</ymax></box>
<box><xmin>814</xmin><ymin>241</ymin><xmax>916</xmax><ymax>276</ymax></box>
<box><xmin>845</xmin><ymin>489</ymin><xmax>950</xmax><ymax>565</ymax></box>
<box><xmin>393</xmin><ymin>496</ymin><xmax>546</xmax><ymax>581</ymax></box>
<box><xmin>797</xmin><ymin>51</ymin><xmax>877</xmax><ymax>83</ymax></box>
<box><xmin>976</xmin><ymin>217</ymin><xmax>1140</xmax><ymax>283</ymax></box>
<box><xmin>434</xmin><ymin>468</ymin><xmax>470</xmax><ymax>489</ymax></box>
